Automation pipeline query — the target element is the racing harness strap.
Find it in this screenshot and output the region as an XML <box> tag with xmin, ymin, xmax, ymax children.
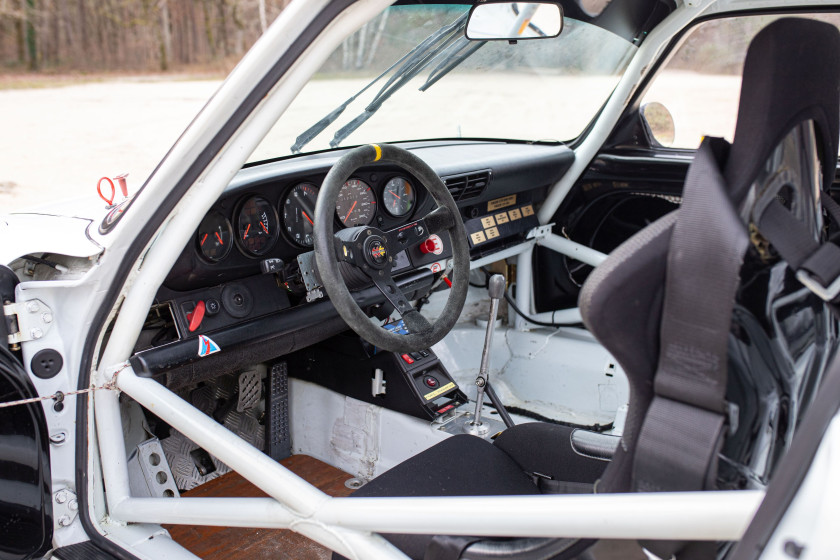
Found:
<box><xmin>631</xmin><ymin>137</ymin><xmax>750</xmax><ymax>558</ymax></box>
<box><xmin>756</xmin><ymin>192</ymin><xmax>840</xmax><ymax>307</ymax></box>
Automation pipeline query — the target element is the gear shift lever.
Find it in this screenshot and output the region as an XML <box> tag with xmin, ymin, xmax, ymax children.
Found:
<box><xmin>464</xmin><ymin>274</ymin><xmax>514</xmax><ymax>435</ymax></box>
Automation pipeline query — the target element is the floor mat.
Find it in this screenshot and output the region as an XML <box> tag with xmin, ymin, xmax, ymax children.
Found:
<box><xmin>164</xmin><ymin>455</ymin><xmax>355</xmax><ymax>560</ymax></box>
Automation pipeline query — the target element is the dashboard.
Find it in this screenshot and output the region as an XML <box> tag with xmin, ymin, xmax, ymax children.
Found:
<box><xmin>132</xmin><ymin>141</ymin><xmax>574</xmax><ymax>380</ymax></box>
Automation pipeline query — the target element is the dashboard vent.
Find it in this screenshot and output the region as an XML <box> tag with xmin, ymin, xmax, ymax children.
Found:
<box><xmin>443</xmin><ymin>170</ymin><xmax>491</xmax><ymax>201</ymax></box>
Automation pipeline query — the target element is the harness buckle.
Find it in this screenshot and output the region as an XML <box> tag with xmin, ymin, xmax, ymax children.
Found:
<box><xmin>795</xmin><ymin>269</ymin><xmax>840</xmax><ymax>301</ymax></box>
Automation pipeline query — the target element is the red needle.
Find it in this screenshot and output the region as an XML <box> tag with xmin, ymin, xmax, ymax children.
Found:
<box><xmin>215</xmin><ymin>232</ymin><xmax>224</xmax><ymax>245</ymax></box>
<box><xmin>344</xmin><ymin>200</ymin><xmax>358</xmax><ymax>223</ymax></box>
<box><xmin>302</xmin><ymin>211</ymin><xmax>314</xmax><ymax>225</ymax></box>
<box><xmin>201</xmin><ymin>233</ymin><xmax>208</xmax><ymax>246</ymax></box>
<box><xmin>243</xmin><ymin>223</ymin><xmax>251</xmax><ymax>239</ymax></box>
<box><xmin>388</xmin><ymin>190</ymin><xmax>402</xmax><ymax>199</ymax></box>
<box><xmin>260</xmin><ymin>221</ymin><xmax>269</xmax><ymax>234</ymax></box>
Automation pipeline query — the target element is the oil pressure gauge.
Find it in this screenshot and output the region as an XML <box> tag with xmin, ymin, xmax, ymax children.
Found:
<box><xmin>197</xmin><ymin>212</ymin><xmax>233</xmax><ymax>263</ymax></box>
<box><xmin>383</xmin><ymin>176</ymin><xmax>415</xmax><ymax>218</ymax></box>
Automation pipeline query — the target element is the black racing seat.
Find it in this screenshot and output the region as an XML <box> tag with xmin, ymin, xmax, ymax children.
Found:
<box><xmin>334</xmin><ymin>18</ymin><xmax>840</xmax><ymax>560</ymax></box>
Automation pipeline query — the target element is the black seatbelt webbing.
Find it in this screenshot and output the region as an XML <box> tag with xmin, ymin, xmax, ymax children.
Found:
<box><xmin>758</xmin><ymin>197</ymin><xmax>840</xmax><ymax>299</ymax></box>
<box><xmin>633</xmin><ymin>138</ymin><xmax>750</xmax><ymax>556</ymax></box>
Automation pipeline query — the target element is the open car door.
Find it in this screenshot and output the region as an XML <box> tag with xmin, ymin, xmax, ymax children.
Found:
<box><xmin>0</xmin><ymin>266</ymin><xmax>53</xmax><ymax>559</ymax></box>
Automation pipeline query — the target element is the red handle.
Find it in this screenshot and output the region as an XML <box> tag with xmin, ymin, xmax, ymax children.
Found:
<box><xmin>187</xmin><ymin>301</ymin><xmax>206</xmax><ymax>332</ymax></box>
<box><xmin>97</xmin><ymin>177</ymin><xmax>115</xmax><ymax>205</ymax></box>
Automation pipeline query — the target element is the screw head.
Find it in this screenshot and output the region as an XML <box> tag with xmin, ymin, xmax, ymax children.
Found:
<box><xmin>26</xmin><ymin>301</ymin><xmax>40</xmax><ymax>313</ymax></box>
<box><xmin>30</xmin><ymin>328</ymin><xmax>43</xmax><ymax>339</ymax></box>
<box><xmin>55</xmin><ymin>491</ymin><xmax>67</xmax><ymax>504</ymax></box>
<box><xmin>42</xmin><ymin>312</ymin><xmax>53</xmax><ymax>324</ymax></box>
<box><xmin>57</xmin><ymin>515</ymin><xmax>71</xmax><ymax>527</ymax></box>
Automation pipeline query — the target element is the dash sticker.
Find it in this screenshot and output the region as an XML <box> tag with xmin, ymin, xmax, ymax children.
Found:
<box><xmin>198</xmin><ymin>334</ymin><xmax>221</xmax><ymax>357</ymax></box>
<box><xmin>424</xmin><ymin>382</ymin><xmax>456</xmax><ymax>401</ymax></box>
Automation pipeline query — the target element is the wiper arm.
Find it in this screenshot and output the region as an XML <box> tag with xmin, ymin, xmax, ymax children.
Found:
<box><xmin>329</xmin><ymin>32</ymin><xmax>470</xmax><ymax>148</ymax></box>
<box><xmin>290</xmin><ymin>14</ymin><xmax>468</xmax><ymax>154</ymax></box>
<box><xmin>329</xmin><ymin>24</ymin><xmax>488</xmax><ymax>148</ymax></box>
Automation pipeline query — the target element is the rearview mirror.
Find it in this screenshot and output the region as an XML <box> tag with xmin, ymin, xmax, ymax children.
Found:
<box><xmin>466</xmin><ymin>2</ymin><xmax>564</xmax><ymax>41</ymax></box>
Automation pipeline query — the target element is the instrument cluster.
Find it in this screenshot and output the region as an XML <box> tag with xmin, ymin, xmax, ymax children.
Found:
<box><xmin>196</xmin><ymin>173</ymin><xmax>420</xmax><ymax>264</ymax></box>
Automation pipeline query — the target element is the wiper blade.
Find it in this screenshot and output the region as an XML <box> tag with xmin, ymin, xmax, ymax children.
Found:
<box><xmin>329</xmin><ymin>19</ymin><xmax>487</xmax><ymax>149</ymax></box>
<box><xmin>419</xmin><ymin>39</ymin><xmax>486</xmax><ymax>92</ymax></box>
<box><xmin>290</xmin><ymin>13</ymin><xmax>469</xmax><ymax>154</ymax></box>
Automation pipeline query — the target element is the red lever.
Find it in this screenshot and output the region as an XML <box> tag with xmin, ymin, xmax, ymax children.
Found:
<box><xmin>187</xmin><ymin>301</ymin><xmax>206</xmax><ymax>332</ymax></box>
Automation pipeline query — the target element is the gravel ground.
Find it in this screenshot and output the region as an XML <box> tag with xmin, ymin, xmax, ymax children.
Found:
<box><xmin>0</xmin><ymin>70</ymin><xmax>740</xmax><ymax>214</ymax></box>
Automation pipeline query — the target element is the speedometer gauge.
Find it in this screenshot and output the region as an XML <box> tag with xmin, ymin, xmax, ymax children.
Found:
<box><xmin>336</xmin><ymin>178</ymin><xmax>376</xmax><ymax>227</ymax></box>
<box><xmin>383</xmin><ymin>177</ymin><xmax>415</xmax><ymax>218</ymax></box>
<box><xmin>236</xmin><ymin>196</ymin><xmax>279</xmax><ymax>256</ymax></box>
<box><xmin>281</xmin><ymin>183</ymin><xmax>319</xmax><ymax>247</ymax></box>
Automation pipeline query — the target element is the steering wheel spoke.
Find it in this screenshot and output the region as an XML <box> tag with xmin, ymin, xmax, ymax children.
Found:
<box><xmin>368</xmin><ymin>272</ymin><xmax>432</xmax><ymax>335</ymax></box>
<box><xmin>423</xmin><ymin>206</ymin><xmax>456</xmax><ymax>235</ymax></box>
<box><xmin>383</xmin><ymin>206</ymin><xmax>455</xmax><ymax>254</ymax></box>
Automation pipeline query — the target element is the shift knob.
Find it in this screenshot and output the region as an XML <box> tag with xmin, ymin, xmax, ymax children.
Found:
<box><xmin>488</xmin><ymin>274</ymin><xmax>505</xmax><ymax>300</ymax></box>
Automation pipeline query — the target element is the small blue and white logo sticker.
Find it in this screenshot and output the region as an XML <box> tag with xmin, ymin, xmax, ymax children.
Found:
<box><xmin>198</xmin><ymin>334</ymin><xmax>221</xmax><ymax>357</ymax></box>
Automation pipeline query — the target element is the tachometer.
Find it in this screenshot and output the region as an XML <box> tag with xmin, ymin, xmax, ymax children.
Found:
<box><xmin>382</xmin><ymin>176</ymin><xmax>416</xmax><ymax>218</ymax></box>
<box><xmin>236</xmin><ymin>196</ymin><xmax>279</xmax><ymax>256</ymax></box>
<box><xmin>336</xmin><ymin>178</ymin><xmax>376</xmax><ymax>227</ymax></box>
<box><xmin>197</xmin><ymin>212</ymin><xmax>233</xmax><ymax>263</ymax></box>
<box><xmin>281</xmin><ymin>183</ymin><xmax>319</xmax><ymax>247</ymax></box>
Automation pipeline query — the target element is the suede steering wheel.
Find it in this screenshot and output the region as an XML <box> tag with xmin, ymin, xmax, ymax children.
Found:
<box><xmin>313</xmin><ymin>144</ymin><xmax>470</xmax><ymax>354</ymax></box>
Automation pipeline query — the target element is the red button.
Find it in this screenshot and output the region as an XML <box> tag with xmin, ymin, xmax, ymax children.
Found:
<box><xmin>419</xmin><ymin>235</ymin><xmax>443</xmax><ymax>255</ymax></box>
<box><xmin>424</xmin><ymin>376</ymin><xmax>438</xmax><ymax>388</ymax></box>
<box><xmin>401</xmin><ymin>353</ymin><xmax>414</xmax><ymax>364</ymax></box>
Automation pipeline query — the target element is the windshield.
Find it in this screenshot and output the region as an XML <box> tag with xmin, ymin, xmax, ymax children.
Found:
<box><xmin>249</xmin><ymin>4</ymin><xmax>636</xmax><ymax>162</ymax></box>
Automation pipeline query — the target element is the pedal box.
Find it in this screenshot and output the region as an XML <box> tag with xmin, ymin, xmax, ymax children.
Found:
<box><xmin>286</xmin><ymin>323</ymin><xmax>466</xmax><ymax>420</ymax></box>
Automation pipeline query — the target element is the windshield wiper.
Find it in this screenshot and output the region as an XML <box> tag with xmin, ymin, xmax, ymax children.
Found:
<box><xmin>291</xmin><ymin>12</ymin><xmax>486</xmax><ymax>154</ymax></box>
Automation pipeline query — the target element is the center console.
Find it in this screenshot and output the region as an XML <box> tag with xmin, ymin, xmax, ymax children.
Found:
<box><xmin>286</xmin><ymin>320</ymin><xmax>467</xmax><ymax>421</ymax></box>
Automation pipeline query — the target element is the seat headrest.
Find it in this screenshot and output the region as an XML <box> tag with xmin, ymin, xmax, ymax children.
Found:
<box><xmin>726</xmin><ymin>17</ymin><xmax>840</xmax><ymax>202</ymax></box>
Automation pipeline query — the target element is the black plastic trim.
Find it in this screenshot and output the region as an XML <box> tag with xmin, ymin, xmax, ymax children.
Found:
<box><xmin>133</xmin><ymin>269</ymin><xmax>434</xmax><ymax>377</ymax></box>
<box><xmin>53</xmin><ymin>540</ymin><xmax>122</xmax><ymax>560</ymax></box>
<box><xmin>74</xmin><ymin>0</ymin><xmax>362</xmax><ymax>555</ymax></box>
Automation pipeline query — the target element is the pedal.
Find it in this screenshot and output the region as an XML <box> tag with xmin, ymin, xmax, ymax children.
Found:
<box><xmin>265</xmin><ymin>362</ymin><xmax>291</xmax><ymax>461</ymax></box>
<box><xmin>237</xmin><ymin>370</ymin><xmax>261</xmax><ymax>412</ymax></box>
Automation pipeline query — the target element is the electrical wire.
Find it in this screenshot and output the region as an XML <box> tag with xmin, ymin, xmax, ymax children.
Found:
<box><xmin>476</xmin><ymin>266</ymin><xmax>568</xmax><ymax>328</ymax></box>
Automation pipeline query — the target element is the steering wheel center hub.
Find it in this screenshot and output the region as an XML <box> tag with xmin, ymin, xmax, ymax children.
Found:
<box><xmin>364</xmin><ymin>235</ymin><xmax>389</xmax><ymax>268</ymax></box>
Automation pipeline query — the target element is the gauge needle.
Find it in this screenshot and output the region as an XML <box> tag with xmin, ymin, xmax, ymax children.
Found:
<box><xmin>388</xmin><ymin>189</ymin><xmax>401</xmax><ymax>199</ymax></box>
<box><xmin>201</xmin><ymin>233</ymin><xmax>208</xmax><ymax>246</ymax></box>
<box><xmin>215</xmin><ymin>232</ymin><xmax>224</xmax><ymax>245</ymax></box>
<box><xmin>243</xmin><ymin>223</ymin><xmax>251</xmax><ymax>239</ymax></box>
<box><xmin>302</xmin><ymin>211</ymin><xmax>314</xmax><ymax>225</ymax></box>
<box><xmin>259</xmin><ymin>221</ymin><xmax>269</xmax><ymax>234</ymax></box>
<box><xmin>344</xmin><ymin>200</ymin><xmax>358</xmax><ymax>223</ymax></box>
